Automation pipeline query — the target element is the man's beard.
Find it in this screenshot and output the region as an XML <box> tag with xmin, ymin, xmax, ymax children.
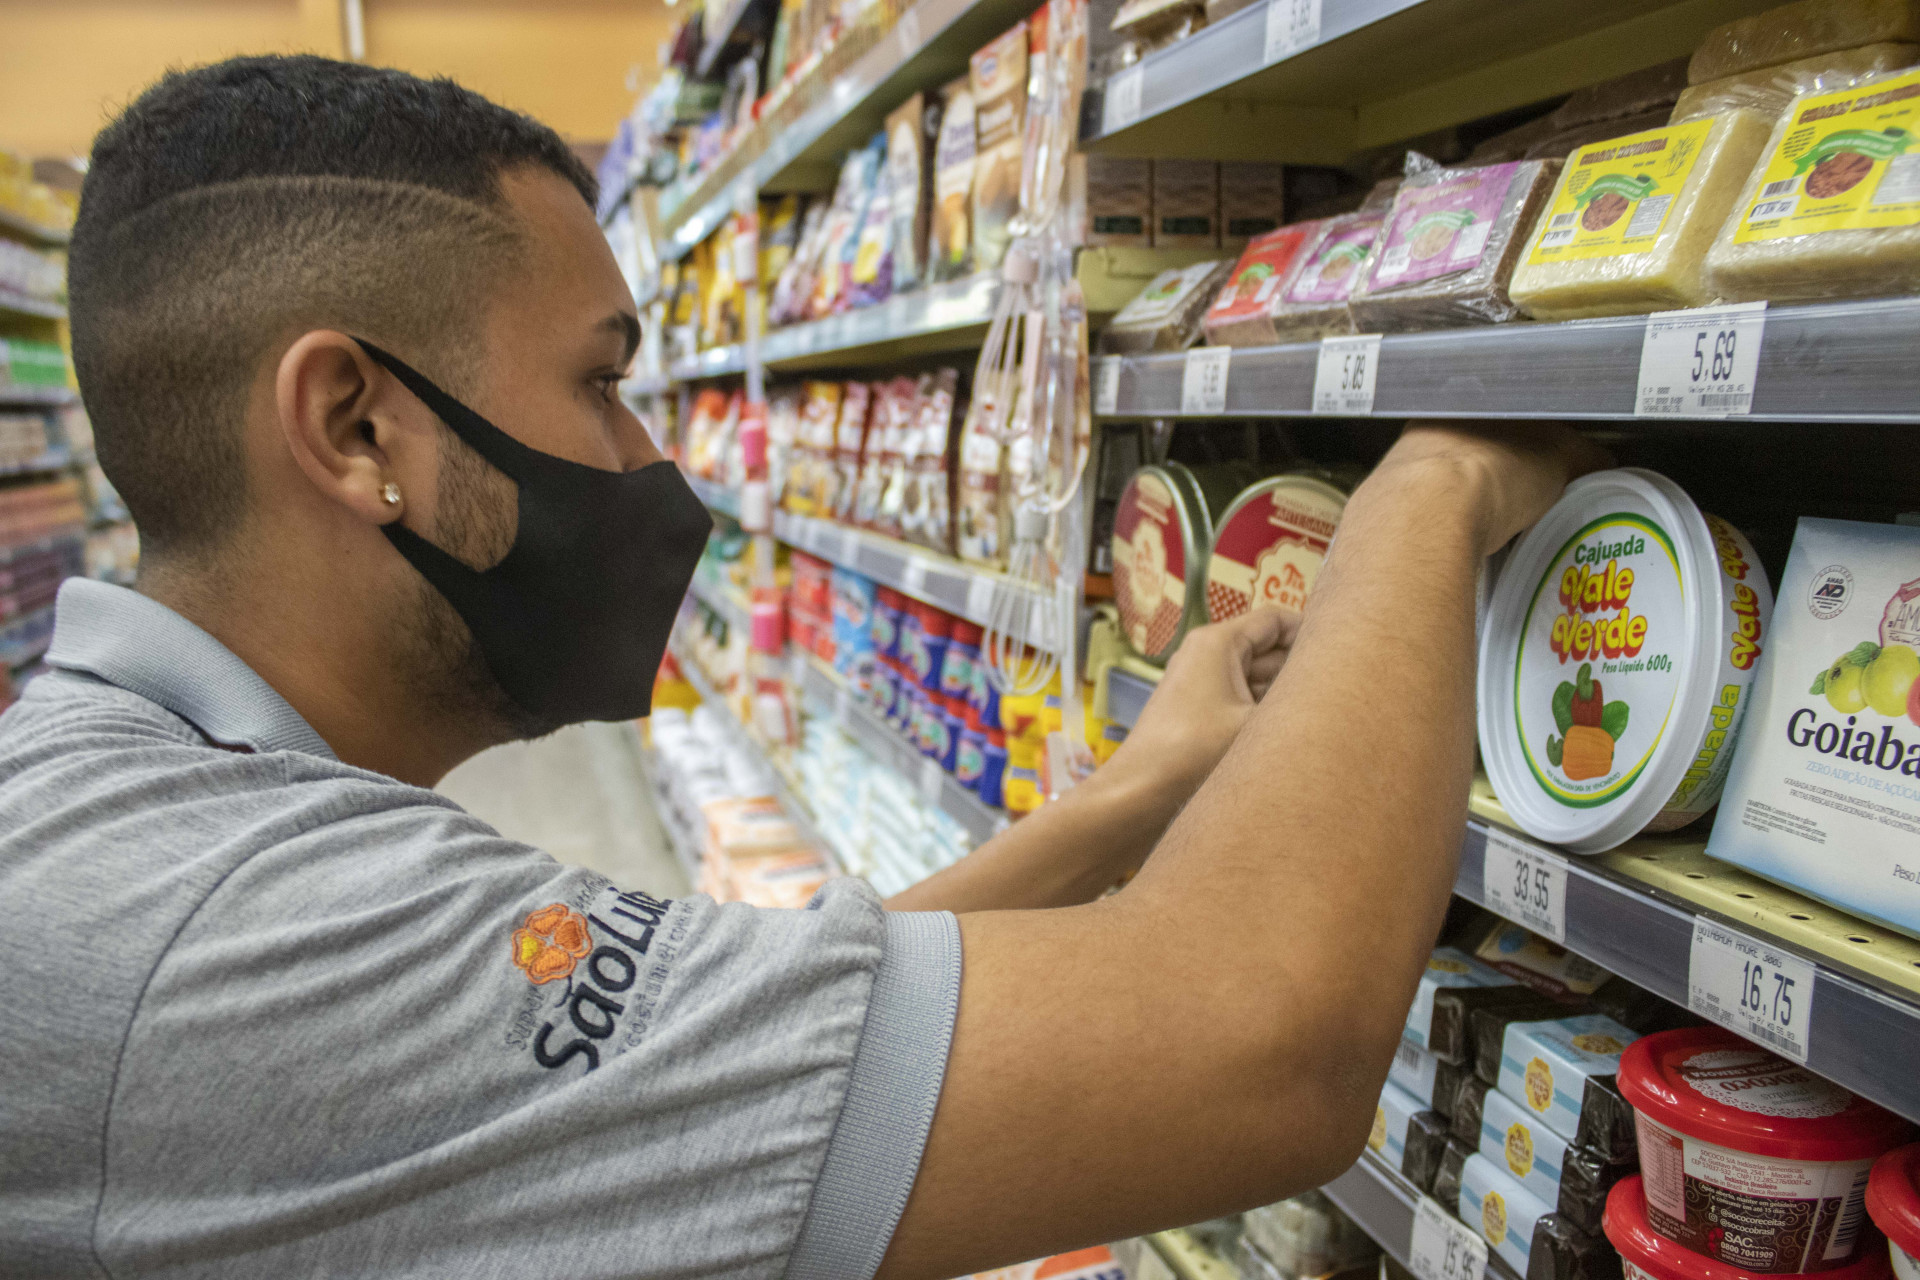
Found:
<box><xmin>393</xmin><ymin>569</ymin><xmax>565</xmax><ymax>747</ymax></box>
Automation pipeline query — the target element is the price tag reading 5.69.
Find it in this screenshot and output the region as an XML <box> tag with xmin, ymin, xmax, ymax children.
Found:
<box><xmin>1482</xmin><ymin>828</ymin><xmax>1569</xmax><ymax>944</ymax></box>
<box><xmin>1313</xmin><ymin>334</ymin><xmax>1382</xmax><ymax>415</ymax></box>
<box><xmin>1409</xmin><ymin>1195</ymin><xmax>1487</xmax><ymax>1280</ymax></box>
<box><xmin>1636</xmin><ymin>302</ymin><xmax>1766</xmax><ymax>417</ymax></box>
<box><xmin>1689</xmin><ymin>918</ymin><xmax>1817</xmax><ymax>1064</ymax></box>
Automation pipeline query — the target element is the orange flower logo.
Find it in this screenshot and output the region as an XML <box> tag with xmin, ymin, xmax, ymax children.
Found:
<box><xmin>510</xmin><ymin>903</ymin><xmax>592</xmax><ymax>984</ymax></box>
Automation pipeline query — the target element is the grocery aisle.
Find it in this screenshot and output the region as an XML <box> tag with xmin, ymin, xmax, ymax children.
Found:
<box><xmin>437</xmin><ymin>721</ymin><xmax>690</xmax><ymax>899</ymax></box>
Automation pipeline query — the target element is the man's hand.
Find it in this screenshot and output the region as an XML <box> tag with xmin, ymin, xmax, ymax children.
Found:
<box><xmin>1373</xmin><ymin>420</ymin><xmax>1611</xmax><ymax>557</ymax></box>
<box><xmin>1111</xmin><ymin>607</ymin><xmax>1298</xmax><ymax>802</ymax></box>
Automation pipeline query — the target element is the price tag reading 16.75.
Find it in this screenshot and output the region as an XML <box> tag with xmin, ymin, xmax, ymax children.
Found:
<box><xmin>1689</xmin><ymin>918</ymin><xmax>1817</xmax><ymax>1064</ymax></box>
<box><xmin>1409</xmin><ymin>1194</ymin><xmax>1487</xmax><ymax>1280</ymax></box>
<box><xmin>1636</xmin><ymin>302</ymin><xmax>1766</xmax><ymax>417</ymax></box>
<box><xmin>1482</xmin><ymin>828</ymin><xmax>1569</xmax><ymax>944</ymax></box>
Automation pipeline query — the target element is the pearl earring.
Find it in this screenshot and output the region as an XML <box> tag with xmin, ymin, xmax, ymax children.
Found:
<box><xmin>381</xmin><ymin>483</ymin><xmax>401</xmax><ymax>506</ymax></box>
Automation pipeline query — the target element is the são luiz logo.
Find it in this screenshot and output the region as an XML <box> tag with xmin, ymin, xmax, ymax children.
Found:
<box><xmin>507</xmin><ymin>890</ymin><xmax>673</xmax><ymax>1074</ymax></box>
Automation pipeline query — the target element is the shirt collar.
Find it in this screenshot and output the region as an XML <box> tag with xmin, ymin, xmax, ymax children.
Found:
<box><xmin>45</xmin><ymin>578</ymin><xmax>338</xmax><ymax>760</ymax></box>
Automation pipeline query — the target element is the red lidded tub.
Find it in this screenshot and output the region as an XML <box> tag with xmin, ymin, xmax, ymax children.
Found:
<box><xmin>1618</xmin><ymin>1027</ymin><xmax>1911</xmax><ymax>1273</ymax></box>
<box><xmin>1868</xmin><ymin>1145</ymin><xmax>1920</xmax><ymax>1280</ymax></box>
<box><xmin>1606</xmin><ymin>1177</ymin><xmax>1891</xmax><ymax>1280</ymax></box>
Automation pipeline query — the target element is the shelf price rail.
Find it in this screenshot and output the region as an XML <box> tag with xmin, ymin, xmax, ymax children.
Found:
<box><xmin>1092</xmin><ymin>298</ymin><xmax>1920</xmax><ymax>424</ymax></box>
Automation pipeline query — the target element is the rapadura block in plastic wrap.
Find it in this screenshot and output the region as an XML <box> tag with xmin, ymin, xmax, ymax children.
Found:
<box><xmin>1453</xmin><ymin>1073</ymin><xmax>1493</xmax><ymax>1146</ymax></box>
<box><xmin>1405</xmin><ymin>1111</ymin><xmax>1455</xmax><ymax>1193</ymax></box>
<box><xmin>1265</xmin><ymin>211</ymin><xmax>1385</xmax><ymax>341</ymax></box>
<box><xmin>1433</xmin><ymin>1138</ymin><xmax>1476</xmax><ymax>1211</ymax></box>
<box><xmin>1705</xmin><ymin>64</ymin><xmax>1920</xmax><ymax>303</ymax></box>
<box><xmin>1689</xmin><ymin>0</ymin><xmax>1920</xmax><ymax>83</ymax></box>
<box><xmin>1510</xmin><ymin>110</ymin><xmax>1775</xmax><ymax>319</ymax></box>
<box><xmin>1670</xmin><ymin>41</ymin><xmax>1920</xmax><ymax>122</ymax></box>
<box><xmin>1100</xmin><ymin>260</ymin><xmax>1233</xmax><ymax>352</ymax></box>
<box><xmin>1430</xmin><ymin>986</ymin><xmax>1568</xmax><ymax>1065</ymax></box>
<box><xmin>1555</xmin><ymin>1144</ymin><xmax>1636</xmax><ymax>1238</ymax></box>
<box><xmin>1348</xmin><ymin>158</ymin><xmax>1559</xmax><ymax>331</ymax></box>
<box><xmin>1571</xmin><ymin>1074</ymin><xmax>1640</xmax><ymax>1164</ymax></box>
<box><xmin>1203</xmin><ymin>222</ymin><xmax>1320</xmax><ymax>345</ymax></box>
<box><xmin>1526</xmin><ymin>1212</ymin><xmax>1625</xmax><ymax>1280</ymax></box>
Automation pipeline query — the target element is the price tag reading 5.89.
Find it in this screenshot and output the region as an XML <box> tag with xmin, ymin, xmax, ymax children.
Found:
<box><xmin>1313</xmin><ymin>333</ymin><xmax>1382</xmax><ymax>415</ymax></box>
<box><xmin>1482</xmin><ymin>829</ymin><xmax>1569</xmax><ymax>944</ymax></box>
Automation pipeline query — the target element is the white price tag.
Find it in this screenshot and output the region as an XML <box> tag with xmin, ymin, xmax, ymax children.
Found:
<box><xmin>1313</xmin><ymin>334</ymin><xmax>1382</xmax><ymax>415</ymax></box>
<box><xmin>903</xmin><ymin>559</ymin><xmax>929</xmax><ymax>597</ymax></box>
<box><xmin>1689</xmin><ymin>919</ymin><xmax>1816</xmax><ymax>1064</ymax></box>
<box><xmin>918</xmin><ymin>757</ymin><xmax>945</xmax><ymax>805</ymax></box>
<box><xmin>1481</xmin><ymin>828</ymin><xmax>1569</xmax><ymax>944</ymax></box>
<box><xmin>1102</xmin><ymin>66</ymin><xmax>1143</xmax><ymax>134</ymax></box>
<box><xmin>1181</xmin><ymin>346</ymin><xmax>1230</xmax><ymax>415</ymax></box>
<box><xmin>1637</xmin><ymin>302</ymin><xmax>1766</xmax><ymax>417</ymax></box>
<box><xmin>1264</xmin><ymin>0</ymin><xmax>1322</xmax><ymax>64</ymax></box>
<box><xmin>1409</xmin><ymin>1195</ymin><xmax>1488</xmax><ymax>1280</ymax></box>
<box><xmin>1095</xmin><ymin>358</ymin><xmax>1121</xmax><ymax>415</ymax></box>
<box><xmin>833</xmin><ymin>685</ymin><xmax>851</xmax><ymax>726</ymax></box>
<box><xmin>834</xmin><ymin>528</ymin><xmax>858</xmax><ymax>564</ymax></box>
<box><xmin>966</xmin><ymin>575</ymin><xmax>994</xmax><ymax>622</ymax></box>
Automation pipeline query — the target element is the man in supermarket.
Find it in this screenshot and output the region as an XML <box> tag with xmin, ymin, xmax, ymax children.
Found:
<box><xmin>0</xmin><ymin>55</ymin><xmax>1600</xmax><ymax>1280</ymax></box>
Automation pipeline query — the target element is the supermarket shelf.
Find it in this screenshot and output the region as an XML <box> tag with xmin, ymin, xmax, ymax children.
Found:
<box><xmin>1321</xmin><ymin>1156</ymin><xmax>1429</xmax><ymax>1280</ymax></box>
<box><xmin>0</xmin><ymin>289</ymin><xmax>67</xmax><ymax>322</ymax></box>
<box><xmin>1105</xmin><ymin>666</ymin><xmax>1159</xmax><ymax>729</ymax></box>
<box><xmin>686</xmin><ymin>473</ymin><xmax>742</xmax><ymax>520</ymax></box>
<box><xmin>686</xmin><ymin>569</ymin><xmax>750</xmax><ymax>631</ymax></box>
<box><xmin>671</xmin><ymin>640</ymin><xmax>841</xmax><ymax>867</ymax></box>
<box><xmin>661</xmin><ymin>0</ymin><xmax>1041</xmax><ymax>256</ymax></box>
<box><xmin>1457</xmin><ymin>813</ymin><xmax>1920</xmax><ymax>1124</ymax></box>
<box><xmin>773</xmin><ymin>509</ymin><xmax>1063</xmax><ymax>650</ymax></box>
<box><xmin>668</xmin><ymin>274</ymin><xmax>1001</xmax><ymax>380</ymax></box>
<box><xmin>0</xmin><ymin>384</ymin><xmax>77</xmax><ymax>407</ymax></box>
<box><xmin>798</xmin><ymin>655</ymin><xmax>1008</xmax><ymax>845</ymax></box>
<box><xmin>1092</xmin><ymin>297</ymin><xmax>1920</xmax><ymax>423</ymax></box>
<box><xmin>633</xmin><ymin>739</ymin><xmax>706</xmax><ymax>886</ymax></box>
<box><xmin>0</xmin><ymin>446</ymin><xmax>76</xmax><ymax>478</ymax></box>
<box><xmin>0</xmin><ymin>207</ymin><xmax>70</xmax><ymax>247</ymax></box>
<box><xmin>1080</xmin><ymin>0</ymin><xmax>1775</xmax><ymax>161</ymax></box>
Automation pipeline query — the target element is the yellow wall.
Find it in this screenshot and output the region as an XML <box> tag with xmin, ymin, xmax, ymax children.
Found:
<box><xmin>0</xmin><ymin>0</ymin><xmax>673</xmax><ymax>160</ymax></box>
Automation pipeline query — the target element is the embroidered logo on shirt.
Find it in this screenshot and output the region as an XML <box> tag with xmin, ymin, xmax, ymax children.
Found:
<box><xmin>509</xmin><ymin>904</ymin><xmax>592</xmax><ymax>984</ymax></box>
<box><xmin>504</xmin><ymin>887</ymin><xmax>678</xmax><ymax>1076</ymax></box>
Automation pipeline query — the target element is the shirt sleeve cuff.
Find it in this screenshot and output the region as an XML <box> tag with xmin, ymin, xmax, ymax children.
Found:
<box><xmin>783</xmin><ymin>908</ymin><xmax>962</xmax><ymax>1280</ymax></box>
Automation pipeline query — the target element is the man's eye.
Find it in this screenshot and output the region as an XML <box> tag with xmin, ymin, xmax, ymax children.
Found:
<box><xmin>594</xmin><ymin>374</ymin><xmax>622</xmax><ymax>403</ymax></box>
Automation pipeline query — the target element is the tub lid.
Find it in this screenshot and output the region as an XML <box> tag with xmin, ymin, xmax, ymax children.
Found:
<box><xmin>1476</xmin><ymin>468</ymin><xmax>1723</xmax><ymax>852</ymax></box>
<box><xmin>1618</xmin><ymin>1027</ymin><xmax>1912</xmax><ymax>1163</ymax></box>
<box><xmin>1869</xmin><ymin>1144</ymin><xmax>1920</xmax><ymax>1258</ymax></box>
<box><xmin>1112</xmin><ymin>464</ymin><xmax>1208</xmax><ymax>662</ymax></box>
<box><xmin>1605</xmin><ymin>1177</ymin><xmax>1892</xmax><ymax>1280</ymax></box>
<box><xmin>1204</xmin><ymin>473</ymin><xmax>1347</xmax><ymax>624</ymax></box>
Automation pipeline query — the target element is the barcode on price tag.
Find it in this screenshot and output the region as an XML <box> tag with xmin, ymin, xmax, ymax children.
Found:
<box><xmin>1181</xmin><ymin>346</ymin><xmax>1230</xmax><ymax>415</ymax></box>
<box><xmin>918</xmin><ymin>757</ymin><xmax>946</xmax><ymax>805</ymax></box>
<box><xmin>1102</xmin><ymin>66</ymin><xmax>1143</xmax><ymax>133</ymax></box>
<box><xmin>1095</xmin><ymin>358</ymin><xmax>1121</xmax><ymax>415</ymax></box>
<box><xmin>1264</xmin><ymin>0</ymin><xmax>1322</xmax><ymax>64</ymax></box>
<box><xmin>1313</xmin><ymin>334</ymin><xmax>1382</xmax><ymax>415</ymax></box>
<box><xmin>1637</xmin><ymin>303</ymin><xmax>1766</xmax><ymax>417</ymax></box>
<box><xmin>1481</xmin><ymin>828</ymin><xmax>1569</xmax><ymax>943</ymax></box>
<box><xmin>1689</xmin><ymin>919</ymin><xmax>1816</xmax><ymax>1064</ymax></box>
<box><xmin>1409</xmin><ymin>1195</ymin><xmax>1488</xmax><ymax>1280</ymax></box>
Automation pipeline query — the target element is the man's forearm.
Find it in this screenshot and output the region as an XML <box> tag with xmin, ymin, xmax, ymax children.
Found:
<box><xmin>885</xmin><ymin>753</ymin><xmax>1184</xmax><ymax>913</ymax></box>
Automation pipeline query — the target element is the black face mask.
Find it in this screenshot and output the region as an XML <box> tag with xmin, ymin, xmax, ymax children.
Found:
<box><xmin>355</xmin><ymin>339</ymin><xmax>710</xmax><ymax>725</ymax></box>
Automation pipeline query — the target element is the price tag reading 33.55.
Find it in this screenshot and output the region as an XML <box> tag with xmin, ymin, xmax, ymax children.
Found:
<box><xmin>1636</xmin><ymin>302</ymin><xmax>1766</xmax><ymax>417</ymax></box>
<box><xmin>1264</xmin><ymin>0</ymin><xmax>1322</xmax><ymax>64</ymax></box>
<box><xmin>1689</xmin><ymin>918</ymin><xmax>1817</xmax><ymax>1064</ymax></box>
<box><xmin>1313</xmin><ymin>334</ymin><xmax>1382</xmax><ymax>415</ymax></box>
<box><xmin>1482</xmin><ymin>828</ymin><xmax>1569</xmax><ymax>944</ymax></box>
<box><xmin>1181</xmin><ymin>346</ymin><xmax>1230</xmax><ymax>415</ymax></box>
<box><xmin>1409</xmin><ymin>1194</ymin><xmax>1488</xmax><ymax>1280</ymax></box>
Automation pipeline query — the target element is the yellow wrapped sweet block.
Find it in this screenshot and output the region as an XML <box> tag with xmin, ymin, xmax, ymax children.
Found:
<box><xmin>1689</xmin><ymin>0</ymin><xmax>1920</xmax><ymax>83</ymax></box>
<box><xmin>1705</xmin><ymin>64</ymin><xmax>1920</xmax><ymax>302</ymax></box>
<box><xmin>1510</xmin><ymin>110</ymin><xmax>1775</xmax><ymax>320</ymax></box>
<box><xmin>1671</xmin><ymin>41</ymin><xmax>1920</xmax><ymax>122</ymax></box>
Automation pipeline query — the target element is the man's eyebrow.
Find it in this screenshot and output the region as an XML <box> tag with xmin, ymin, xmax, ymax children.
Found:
<box><xmin>599</xmin><ymin>311</ymin><xmax>640</xmax><ymax>365</ymax></box>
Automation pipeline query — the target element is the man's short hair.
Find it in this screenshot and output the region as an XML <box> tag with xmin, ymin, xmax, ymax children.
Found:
<box><xmin>68</xmin><ymin>56</ymin><xmax>598</xmax><ymax>560</ymax></box>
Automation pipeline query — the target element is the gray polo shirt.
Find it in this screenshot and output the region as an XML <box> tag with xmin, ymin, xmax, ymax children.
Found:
<box><xmin>0</xmin><ymin>579</ymin><xmax>960</xmax><ymax>1279</ymax></box>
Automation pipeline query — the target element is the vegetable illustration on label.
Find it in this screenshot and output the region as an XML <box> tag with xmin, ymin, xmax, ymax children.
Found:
<box><xmin>1547</xmin><ymin>662</ymin><xmax>1631</xmax><ymax>779</ymax></box>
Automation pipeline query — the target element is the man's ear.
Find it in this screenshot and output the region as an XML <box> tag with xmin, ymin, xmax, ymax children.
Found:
<box><xmin>273</xmin><ymin>331</ymin><xmax>437</xmax><ymax>531</ymax></box>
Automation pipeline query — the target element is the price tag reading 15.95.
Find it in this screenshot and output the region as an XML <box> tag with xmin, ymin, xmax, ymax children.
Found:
<box><xmin>1689</xmin><ymin>918</ymin><xmax>1817</xmax><ymax>1064</ymax></box>
<box><xmin>1636</xmin><ymin>302</ymin><xmax>1766</xmax><ymax>418</ymax></box>
<box><xmin>1481</xmin><ymin>828</ymin><xmax>1569</xmax><ymax>944</ymax></box>
<box><xmin>1409</xmin><ymin>1194</ymin><xmax>1488</xmax><ymax>1280</ymax></box>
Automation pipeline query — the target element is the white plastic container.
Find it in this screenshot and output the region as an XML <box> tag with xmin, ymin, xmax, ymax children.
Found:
<box><xmin>1478</xmin><ymin>469</ymin><xmax>1773</xmax><ymax>853</ymax></box>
